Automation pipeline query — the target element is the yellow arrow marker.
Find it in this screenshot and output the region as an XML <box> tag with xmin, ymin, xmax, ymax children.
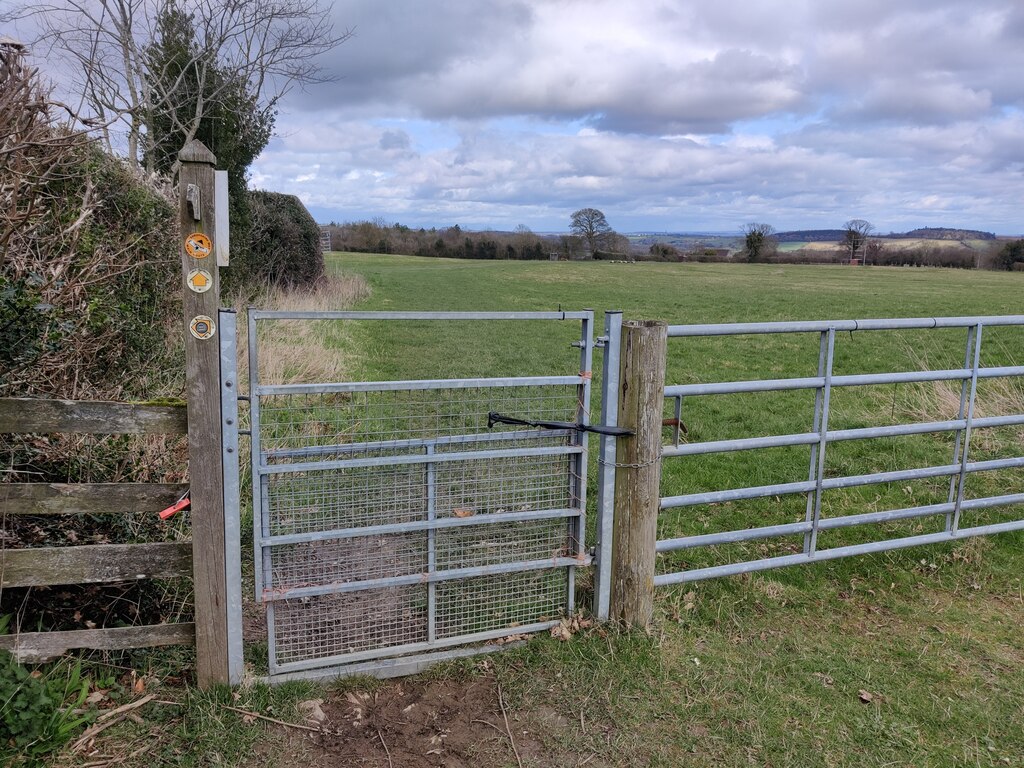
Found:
<box><xmin>190</xmin><ymin>315</ymin><xmax>216</xmax><ymax>340</ymax></box>
<box><xmin>187</xmin><ymin>269</ymin><xmax>213</xmax><ymax>294</ymax></box>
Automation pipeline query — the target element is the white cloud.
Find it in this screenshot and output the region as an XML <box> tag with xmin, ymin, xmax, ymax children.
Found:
<box><xmin>247</xmin><ymin>0</ymin><xmax>1024</xmax><ymax>232</ymax></box>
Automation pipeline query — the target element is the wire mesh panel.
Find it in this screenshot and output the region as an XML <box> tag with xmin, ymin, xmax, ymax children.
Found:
<box><xmin>247</xmin><ymin>311</ymin><xmax>594</xmax><ymax>680</ymax></box>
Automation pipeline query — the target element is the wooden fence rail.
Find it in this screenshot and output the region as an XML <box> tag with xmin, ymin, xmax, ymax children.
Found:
<box><xmin>0</xmin><ymin>397</ymin><xmax>187</xmax><ymax>434</ymax></box>
<box><xmin>0</xmin><ymin>397</ymin><xmax>195</xmax><ymax>664</ymax></box>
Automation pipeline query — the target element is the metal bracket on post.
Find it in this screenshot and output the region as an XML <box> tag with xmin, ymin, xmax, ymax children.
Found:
<box><xmin>219</xmin><ymin>309</ymin><xmax>243</xmax><ymax>685</ymax></box>
<box><xmin>186</xmin><ymin>183</ymin><xmax>201</xmax><ymax>220</ymax></box>
<box><xmin>593</xmin><ymin>311</ymin><xmax>623</xmax><ymax>621</ymax></box>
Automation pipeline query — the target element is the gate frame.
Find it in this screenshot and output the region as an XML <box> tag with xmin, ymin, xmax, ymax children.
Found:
<box><xmin>243</xmin><ymin>309</ymin><xmax>596</xmax><ymax>682</ymax></box>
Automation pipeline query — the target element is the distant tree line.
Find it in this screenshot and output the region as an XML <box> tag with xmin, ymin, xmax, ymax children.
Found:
<box><xmin>325</xmin><ymin>211</ymin><xmax>1023</xmax><ymax>272</ymax></box>
<box><xmin>739</xmin><ymin>218</ymin><xmax>1019</xmax><ymax>270</ymax></box>
<box><xmin>325</xmin><ymin>208</ymin><xmax>634</xmax><ymax>262</ymax></box>
<box><xmin>325</xmin><ymin>220</ymin><xmax>552</xmax><ymax>260</ymax></box>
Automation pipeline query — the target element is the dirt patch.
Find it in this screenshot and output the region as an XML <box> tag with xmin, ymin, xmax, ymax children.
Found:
<box><xmin>272</xmin><ymin>673</ymin><xmax>583</xmax><ymax>768</ymax></box>
<box><xmin>243</xmin><ymin>596</ymin><xmax>268</xmax><ymax>643</ymax></box>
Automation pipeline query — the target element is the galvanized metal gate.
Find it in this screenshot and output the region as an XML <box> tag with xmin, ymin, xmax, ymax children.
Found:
<box><xmin>640</xmin><ymin>315</ymin><xmax>1024</xmax><ymax>587</ymax></box>
<box><xmin>246</xmin><ymin>310</ymin><xmax>594</xmax><ymax>681</ymax></box>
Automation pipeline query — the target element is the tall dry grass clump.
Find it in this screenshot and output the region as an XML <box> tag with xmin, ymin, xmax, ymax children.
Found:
<box><xmin>883</xmin><ymin>334</ymin><xmax>1024</xmax><ymax>454</ymax></box>
<box><xmin>897</xmin><ymin>376</ymin><xmax>1024</xmax><ymax>452</ymax></box>
<box><xmin>234</xmin><ymin>274</ymin><xmax>371</xmax><ymax>387</ymax></box>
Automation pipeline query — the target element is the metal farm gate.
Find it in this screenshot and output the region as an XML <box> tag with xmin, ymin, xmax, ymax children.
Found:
<box><xmin>246</xmin><ymin>310</ymin><xmax>595</xmax><ymax>681</ymax></box>
<box><xmin>646</xmin><ymin>316</ymin><xmax>1024</xmax><ymax>586</ymax></box>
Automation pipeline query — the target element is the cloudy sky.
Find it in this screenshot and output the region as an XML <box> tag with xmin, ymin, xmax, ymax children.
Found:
<box><xmin>248</xmin><ymin>0</ymin><xmax>1024</xmax><ymax>233</ymax></box>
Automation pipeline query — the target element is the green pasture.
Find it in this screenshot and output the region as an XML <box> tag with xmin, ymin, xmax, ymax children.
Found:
<box><xmin>326</xmin><ymin>253</ymin><xmax>1024</xmax><ymax>574</ymax></box>
<box><xmin>314</xmin><ymin>253</ymin><xmax>1024</xmax><ymax>766</ymax></box>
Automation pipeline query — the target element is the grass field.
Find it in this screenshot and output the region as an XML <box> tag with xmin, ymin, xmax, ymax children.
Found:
<box><xmin>39</xmin><ymin>255</ymin><xmax>1024</xmax><ymax>768</ymax></box>
<box><xmin>328</xmin><ymin>253</ymin><xmax>1024</xmax><ymax>570</ymax></box>
<box><xmin>327</xmin><ymin>255</ymin><xmax>1024</xmax><ymax>765</ymax></box>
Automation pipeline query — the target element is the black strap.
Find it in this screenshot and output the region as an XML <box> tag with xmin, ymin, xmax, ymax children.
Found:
<box><xmin>487</xmin><ymin>411</ymin><xmax>634</xmax><ymax>437</ymax></box>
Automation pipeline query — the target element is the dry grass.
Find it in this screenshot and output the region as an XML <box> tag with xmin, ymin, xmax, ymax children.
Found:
<box><xmin>893</xmin><ymin>376</ymin><xmax>1024</xmax><ymax>453</ymax></box>
<box><xmin>234</xmin><ymin>274</ymin><xmax>370</xmax><ymax>387</ymax></box>
<box><xmin>876</xmin><ymin>333</ymin><xmax>1024</xmax><ymax>454</ymax></box>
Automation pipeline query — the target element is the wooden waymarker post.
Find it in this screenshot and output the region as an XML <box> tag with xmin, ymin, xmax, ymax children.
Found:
<box><xmin>610</xmin><ymin>320</ymin><xmax>667</xmax><ymax>628</ymax></box>
<box><xmin>178</xmin><ymin>140</ymin><xmax>229</xmax><ymax>687</ymax></box>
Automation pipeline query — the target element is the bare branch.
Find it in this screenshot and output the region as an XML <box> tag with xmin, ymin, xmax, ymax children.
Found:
<box><xmin>8</xmin><ymin>0</ymin><xmax>349</xmax><ymax>167</ymax></box>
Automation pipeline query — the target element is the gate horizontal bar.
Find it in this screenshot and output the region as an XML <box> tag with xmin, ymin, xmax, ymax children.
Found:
<box><xmin>260</xmin><ymin>444</ymin><xmax>583</xmax><ymax>475</ymax></box>
<box><xmin>261</xmin><ymin>507</ymin><xmax>582</xmax><ymax>547</ymax></box>
<box><xmin>267</xmin><ymin>639</ymin><xmax>532</xmax><ymax>682</ymax></box>
<box><xmin>250</xmin><ymin>310</ymin><xmax>593</xmax><ymax>321</ymax></box>
<box><xmin>820</xmin><ymin>457</ymin><xmax>1024</xmax><ymax>491</ymax></box>
<box><xmin>262</xmin><ymin>556</ymin><xmax>591</xmax><ymax>602</ymax></box>
<box><xmin>256</xmin><ymin>374</ymin><xmax>584</xmax><ymax>397</ymax></box>
<box><xmin>654</xmin><ymin>511</ymin><xmax>1024</xmax><ymax>585</ymax></box>
<box><xmin>665</xmin><ymin>377</ymin><xmax>824</xmax><ymax>397</ymax></box>
<box><xmin>666</xmin><ymin>316</ymin><xmax>1024</xmax><ymax>337</ymax></box>
<box><xmin>662</xmin><ymin>432</ymin><xmax>820</xmax><ymax>457</ymax></box>
<box><xmin>661</xmin><ymin>479</ymin><xmax>816</xmax><ymax>508</ymax></box>
<box><xmin>657</xmin><ymin>521</ymin><xmax>812</xmax><ymax>551</ymax></box>
<box><xmin>661</xmin><ymin>415</ymin><xmax>1024</xmax><ymax>458</ymax></box>
<box><xmin>660</xmin><ymin>456</ymin><xmax>1024</xmax><ymax>508</ymax></box>
<box><xmin>263</xmin><ymin>427</ymin><xmax>575</xmax><ymax>461</ymax></box>
<box><xmin>664</xmin><ymin>366</ymin><xmax>1024</xmax><ymax>398</ymax></box>
<box><xmin>657</xmin><ymin>493</ymin><xmax>1024</xmax><ymax>553</ymax></box>
<box><xmin>271</xmin><ymin>620</ymin><xmax>560</xmax><ymax>675</ymax></box>
<box><xmin>815</xmin><ymin>501</ymin><xmax>953</xmax><ymax>530</ymax></box>
<box><xmin>657</xmin><ymin>501</ymin><xmax>957</xmax><ymax>551</ymax></box>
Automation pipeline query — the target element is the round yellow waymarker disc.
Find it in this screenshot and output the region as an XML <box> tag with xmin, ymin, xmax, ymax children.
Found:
<box><xmin>185</xmin><ymin>232</ymin><xmax>212</xmax><ymax>259</ymax></box>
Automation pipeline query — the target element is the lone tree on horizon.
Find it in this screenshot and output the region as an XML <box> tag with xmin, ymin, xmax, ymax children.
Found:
<box><xmin>570</xmin><ymin>208</ymin><xmax>614</xmax><ymax>256</ymax></box>
<box><xmin>741</xmin><ymin>222</ymin><xmax>777</xmax><ymax>262</ymax></box>
<box><xmin>843</xmin><ymin>219</ymin><xmax>874</xmax><ymax>262</ymax></box>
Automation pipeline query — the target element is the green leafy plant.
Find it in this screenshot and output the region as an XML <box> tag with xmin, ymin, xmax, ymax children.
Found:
<box><xmin>0</xmin><ymin>654</ymin><xmax>94</xmax><ymax>765</ymax></box>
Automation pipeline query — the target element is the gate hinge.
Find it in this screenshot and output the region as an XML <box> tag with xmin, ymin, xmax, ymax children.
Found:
<box><xmin>595</xmin><ymin>336</ymin><xmax>608</xmax><ymax>348</ymax></box>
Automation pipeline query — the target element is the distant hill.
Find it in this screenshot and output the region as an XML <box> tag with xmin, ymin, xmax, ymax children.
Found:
<box><xmin>776</xmin><ymin>227</ymin><xmax>996</xmax><ymax>243</ymax></box>
<box><xmin>893</xmin><ymin>227</ymin><xmax>996</xmax><ymax>241</ymax></box>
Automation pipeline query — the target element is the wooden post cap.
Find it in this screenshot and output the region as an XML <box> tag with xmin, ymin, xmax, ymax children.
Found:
<box><xmin>178</xmin><ymin>140</ymin><xmax>217</xmax><ymax>166</ymax></box>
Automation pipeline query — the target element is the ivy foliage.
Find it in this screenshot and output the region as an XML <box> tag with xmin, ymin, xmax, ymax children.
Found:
<box><xmin>245</xmin><ymin>190</ymin><xmax>325</xmax><ymax>289</ymax></box>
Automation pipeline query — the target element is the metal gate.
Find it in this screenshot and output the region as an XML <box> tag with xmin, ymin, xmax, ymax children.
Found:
<box><xmin>246</xmin><ymin>310</ymin><xmax>594</xmax><ymax>681</ymax></box>
<box><xmin>644</xmin><ymin>316</ymin><xmax>1024</xmax><ymax>586</ymax></box>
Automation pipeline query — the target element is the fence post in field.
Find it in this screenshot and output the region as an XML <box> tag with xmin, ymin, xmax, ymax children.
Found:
<box><xmin>611</xmin><ymin>320</ymin><xmax>667</xmax><ymax>628</ymax></box>
<box><xmin>178</xmin><ymin>140</ymin><xmax>229</xmax><ymax>687</ymax></box>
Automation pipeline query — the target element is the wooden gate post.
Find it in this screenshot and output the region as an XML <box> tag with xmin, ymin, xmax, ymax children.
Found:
<box><xmin>610</xmin><ymin>320</ymin><xmax>667</xmax><ymax>628</ymax></box>
<box><xmin>178</xmin><ymin>140</ymin><xmax>229</xmax><ymax>687</ymax></box>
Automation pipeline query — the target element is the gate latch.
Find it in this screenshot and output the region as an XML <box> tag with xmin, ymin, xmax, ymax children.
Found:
<box><xmin>487</xmin><ymin>411</ymin><xmax>633</xmax><ymax>437</ymax></box>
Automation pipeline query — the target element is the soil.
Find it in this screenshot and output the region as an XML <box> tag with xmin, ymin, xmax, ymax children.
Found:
<box><xmin>265</xmin><ymin>672</ymin><xmax>594</xmax><ymax>768</ymax></box>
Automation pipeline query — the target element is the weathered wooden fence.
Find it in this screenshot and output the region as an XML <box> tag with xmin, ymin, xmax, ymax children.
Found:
<box><xmin>0</xmin><ymin>141</ymin><xmax>233</xmax><ymax>687</ymax></box>
<box><xmin>0</xmin><ymin>398</ymin><xmax>194</xmax><ymax>662</ymax></box>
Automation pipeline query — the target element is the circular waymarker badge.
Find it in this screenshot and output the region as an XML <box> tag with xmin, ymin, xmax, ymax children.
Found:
<box><xmin>190</xmin><ymin>315</ymin><xmax>216</xmax><ymax>340</ymax></box>
<box><xmin>184</xmin><ymin>232</ymin><xmax>212</xmax><ymax>259</ymax></box>
<box><xmin>186</xmin><ymin>269</ymin><xmax>213</xmax><ymax>294</ymax></box>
